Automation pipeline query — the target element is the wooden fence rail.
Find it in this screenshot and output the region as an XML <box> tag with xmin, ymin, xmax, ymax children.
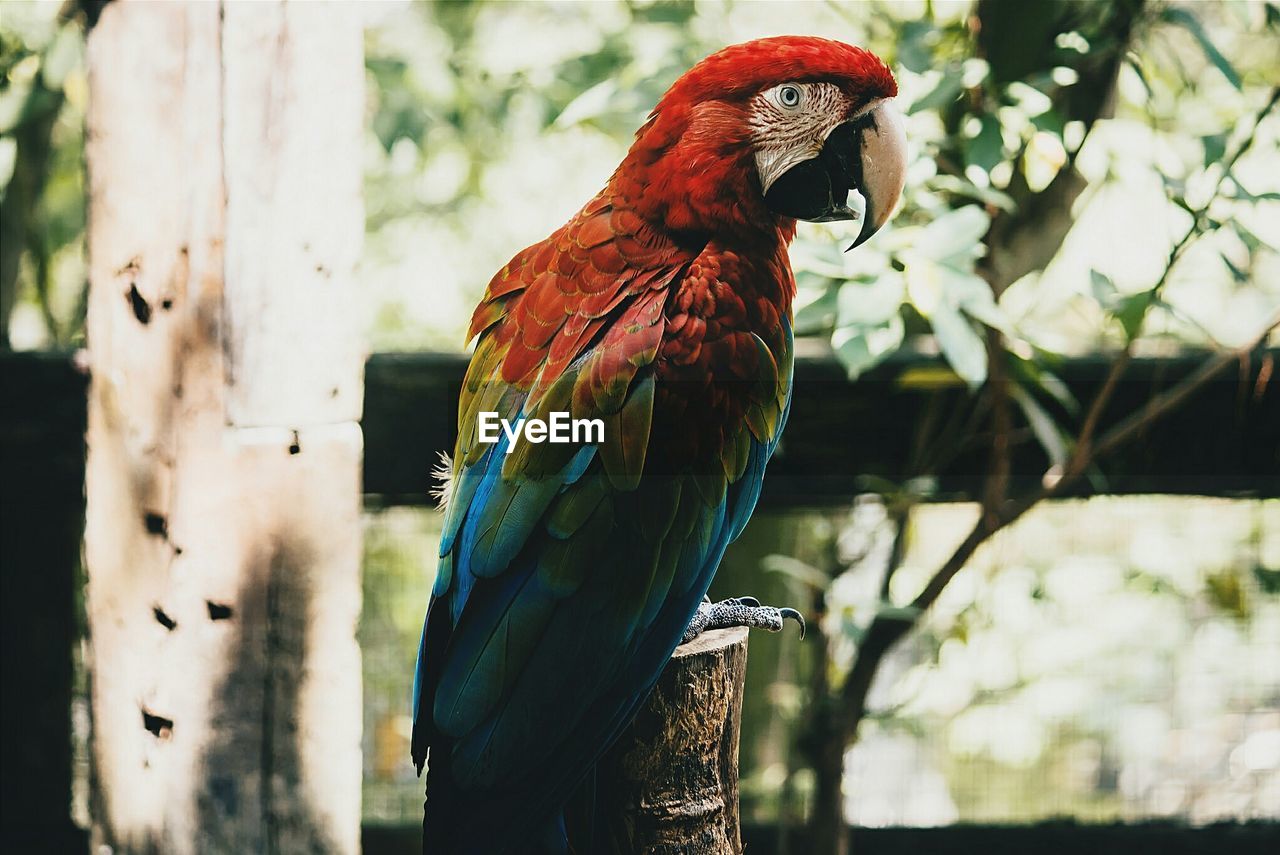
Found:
<box><xmin>364</xmin><ymin>347</ymin><xmax>1279</xmax><ymax>506</ymax></box>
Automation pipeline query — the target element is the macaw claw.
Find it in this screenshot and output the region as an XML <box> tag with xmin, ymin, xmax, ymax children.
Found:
<box><xmin>681</xmin><ymin>596</ymin><xmax>806</xmax><ymax>644</ymax></box>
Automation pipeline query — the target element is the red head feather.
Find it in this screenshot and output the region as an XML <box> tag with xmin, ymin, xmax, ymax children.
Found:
<box><xmin>660</xmin><ymin>36</ymin><xmax>897</xmax><ymax>107</ymax></box>
<box><xmin>614</xmin><ymin>36</ymin><xmax>898</xmax><ymax>240</ymax></box>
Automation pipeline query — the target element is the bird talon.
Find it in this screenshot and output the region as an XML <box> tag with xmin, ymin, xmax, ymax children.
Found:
<box><xmin>779</xmin><ymin>607</ymin><xmax>806</xmax><ymax>639</ymax></box>
<box><xmin>682</xmin><ymin>596</ymin><xmax>807</xmax><ymax>643</ymax></box>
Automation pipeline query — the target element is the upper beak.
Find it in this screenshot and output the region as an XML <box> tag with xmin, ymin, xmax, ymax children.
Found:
<box><xmin>762</xmin><ymin>98</ymin><xmax>907</xmax><ymax>249</ymax></box>
<box><xmin>847</xmin><ymin>99</ymin><xmax>907</xmax><ymax>250</ymax></box>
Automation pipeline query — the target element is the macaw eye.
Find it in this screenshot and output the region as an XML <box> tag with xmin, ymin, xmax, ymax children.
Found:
<box><xmin>777</xmin><ymin>84</ymin><xmax>803</xmax><ymax>109</ymax></box>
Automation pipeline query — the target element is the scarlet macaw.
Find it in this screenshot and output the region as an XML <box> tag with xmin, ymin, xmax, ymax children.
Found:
<box><xmin>413</xmin><ymin>36</ymin><xmax>906</xmax><ymax>854</ymax></box>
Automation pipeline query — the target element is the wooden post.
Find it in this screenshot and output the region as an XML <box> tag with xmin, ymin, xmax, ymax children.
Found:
<box><xmin>589</xmin><ymin>627</ymin><xmax>749</xmax><ymax>855</ymax></box>
<box><xmin>83</xmin><ymin>3</ymin><xmax>364</xmax><ymax>853</ymax></box>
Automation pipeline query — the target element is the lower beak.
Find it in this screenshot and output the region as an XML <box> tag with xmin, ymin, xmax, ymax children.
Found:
<box><xmin>763</xmin><ymin>99</ymin><xmax>907</xmax><ymax>249</ymax></box>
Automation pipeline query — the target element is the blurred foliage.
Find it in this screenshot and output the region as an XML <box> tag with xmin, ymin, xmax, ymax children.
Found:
<box><xmin>796</xmin><ymin>0</ymin><xmax>1280</xmax><ymax>386</ymax></box>
<box><xmin>840</xmin><ymin>497</ymin><xmax>1280</xmax><ymax>825</ymax></box>
<box><xmin>0</xmin><ymin>2</ymin><xmax>88</xmax><ymax>349</ymax></box>
<box><xmin>360</xmin><ymin>507</ymin><xmax>440</xmax><ymax>821</ymax></box>
<box><xmin>5</xmin><ymin>1</ymin><xmax>1278</xmax><ymax>360</ymax></box>
<box><xmin>744</xmin><ymin>496</ymin><xmax>1280</xmax><ymax>827</ymax></box>
<box><xmin>356</xmin><ymin>0</ymin><xmax>1280</xmax><ymax>370</ymax></box>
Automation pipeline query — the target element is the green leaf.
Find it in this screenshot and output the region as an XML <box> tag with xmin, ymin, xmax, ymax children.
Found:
<box><xmin>932</xmin><ymin>265</ymin><xmax>1017</xmax><ymax>338</ymax></box>
<box><xmin>1090</xmin><ymin>269</ymin><xmax>1118</xmax><ymax>306</ymax></box>
<box><xmin>930</xmin><ymin>300</ymin><xmax>988</xmax><ymax>387</ymax></box>
<box><xmin>834</xmin><ymin>329</ymin><xmax>875</xmax><ymax>377</ymax></box>
<box><xmin>41</xmin><ymin>24</ymin><xmax>81</xmax><ymax>90</ymax></box>
<box><xmin>793</xmin><ymin>284</ymin><xmax>838</xmax><ymax>336</ymax></box>
<box><xmin>836</xmin><ymin>276</ymin><xmax>905</xmax><ymax>327</ymax></box>
<box><xmin>929</xmin><ymin>174</ymin><xmax>1017</xmax><ymax>213</ymax></box>
<box><xmin>1011</xmin><ymin>385</ymin><xmax>1068</xmax><ymax>467</ymax></box>
<box><xmin>914</xmin><ymin>205</ymin><xmax>991</xmax><ymax>267</ymax></box>
<box><xmin>1202</xmin><ymin>133</ymin><xmax>1227</xmax><ymax>168</ymax></box>
<box><xmin>1204</xmin><ymin>570</ymin><xmax>1249</xmax><ymax>618</ymax></box>
<box><xmin>1125</xmin><ymin>51</ymin><xmax>1154</xmax><ymax>99</ymax></box>
<box><xmin>0</xmin><ymin>138</ymin><xmax>16</xmax><ymax>194</ymax></box>
<box><xmin>897</xmin><ymin>20</ymin><xmax>937</xmax><ymax>74</ymax></box>
<box><xmin>1220</xmin><ymin>252</ymin><xmax>1248</xmax><ymax>283</ymax></box>
<box><xmin>965</xmin><ymin>114</ymin><xmax>1004</xmax><ymax>174</ymax></box>
<box><xmin>1228</xmin><ymin>176</ymin><xmax>1280</xmax><ymax>203</ymax></box>
<box><xmin>1030</xmin><ymin>108</ymin><xmax>1065</xmax><ymax>140</ymax></box>
<box><xmin>791</xmin><ymin>239</ymin><xmax>851</xmax><ymax>279</ymax></box>
<box><xmin>1233</xmin><ymin>220</ymin><xmax>1279</xmax><ymax>254</ymax></box>
<box><xmin>1162</xmin><ymin>6</ymin><xmax>1243</xmax><ymax>91</ymax></box>
<box><xmin>1029</xmin><ymin>363</ymin><xmax>1079</xmax><ymax>416</ymax></box>
<box><xmin>961</xmin><ymin>294</ymin><xmax>1018</xmax><ymax>339</ymax></box>
<box><xmin>761</xmin><ymin>554</ymin><xmax>829</xmax><ymax>590</ymax></box>
<box><xmin>832</xmin><ymin>316</ymin><xmax>905</xmax><ymax>380</ymax></box>
<box><xmin>1115</xmin><ymin>290</ymin><xmax>1155</xmax><ymax>341</ymax></box>
<box><xmin>1152</xmin><ymin>296</ymin><xmax>1220</xmax><ymax>343</ymax></box>
<box><xmin>1254</xmin><ymin>565</ymin><xmax>1280</xmax><ymax>595</ymax></box>
<box><xmin>1169</xmin><ymin>194</ymin><xmax>1195</xmax><ymax>216</ymax></box>
<box><xmin>554</xmin><ymin>78</ymin><xmax>619</xmax><ymax>127</ymax></box>
<box><xmin>909</xmin><ymin>71</ymin><xmax>964</xmax><ymax>115</ymax></box>
<box><xmin>1087</xmin><ymin>271</ymin><xmax>1163</xmax><ymax>341</ymax></box>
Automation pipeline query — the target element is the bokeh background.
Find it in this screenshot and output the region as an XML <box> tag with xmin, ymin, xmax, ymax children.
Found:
<box><xmin>3</xmin><ymin>0</ymin><xmax>1278</xmax><ymax>848</ymax></box>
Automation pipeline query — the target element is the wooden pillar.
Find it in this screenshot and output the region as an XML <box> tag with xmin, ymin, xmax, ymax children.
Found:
<box><xmin>588</xmin><ymin>627</ymin><xmax>749</xmax><ymax>855</ymax></box>
<box><xmin>83</xmin><ymin>2</ymin><xmax>364</xmax><ymax>853</ymax></box>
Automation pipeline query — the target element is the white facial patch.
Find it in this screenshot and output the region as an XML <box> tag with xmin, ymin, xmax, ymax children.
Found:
<box><xmin>750</xmin><ymin>81</ymin><xmax>849</xmax><ymax>195</ymax></box>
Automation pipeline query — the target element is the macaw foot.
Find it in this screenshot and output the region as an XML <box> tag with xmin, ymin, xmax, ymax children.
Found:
<box><xmin>681</xmin><ymin>596</ymin><xmax>806</xmax><ymax>645</ymax></box>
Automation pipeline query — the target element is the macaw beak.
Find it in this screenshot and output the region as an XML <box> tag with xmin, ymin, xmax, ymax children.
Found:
<box><xmin>763</xmin><ymin>98</ymin><xmax>907</xmax><ymax>249</ymax></box>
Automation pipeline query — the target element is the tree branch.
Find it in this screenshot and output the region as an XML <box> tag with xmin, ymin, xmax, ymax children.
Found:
<box><xmin>1083</xmin><ymin>312</ymin><xmax>1280</xmax><ymax>468</ymax></box>
<box><xmin>1068</xmin><ymin>85</ymin><xmax>1279</xmax><ymax>475</ymax></box>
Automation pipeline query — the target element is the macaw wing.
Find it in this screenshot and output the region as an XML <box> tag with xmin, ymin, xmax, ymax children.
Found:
<box><xmin>448</xmin><ymin>325</ymin><xmax>794</xmax><ymax>791</ymax></box>
<box><xmin>443</xmin><ymin>318</ymin><xmax>792</xmax><ymax>851</ymax></box>
<box><xmin>413</xmin><ymin>197</ymin><xmax>694</xmax><ymax>772</ymax></box>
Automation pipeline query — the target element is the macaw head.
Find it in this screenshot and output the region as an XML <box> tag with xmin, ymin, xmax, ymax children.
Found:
<box><xmin>622</xmin><ymin>36</ymin><xmax>906</xmax><ymax>246</ymax></box>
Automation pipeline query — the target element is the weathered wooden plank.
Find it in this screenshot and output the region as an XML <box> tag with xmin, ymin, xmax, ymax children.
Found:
<box><xmin>83</xmin><ymin>2</ymin><xmax>364</xmax><ymax>853</ymax></box>
<box><xmin>362</xmin><ymin>348</ymin><xmax>1280</xmax><ymax>506</ymax></box>
<box><xmin>221</xmin><ymin>1</ymin><xmax>365</xmax><ymax>427</ymax></box>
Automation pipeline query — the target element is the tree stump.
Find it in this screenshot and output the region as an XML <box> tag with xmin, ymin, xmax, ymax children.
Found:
<box><xmin>590</xmin><ymin>627</ymin><xmax>749</xmax><ymax>855</ymax></box>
